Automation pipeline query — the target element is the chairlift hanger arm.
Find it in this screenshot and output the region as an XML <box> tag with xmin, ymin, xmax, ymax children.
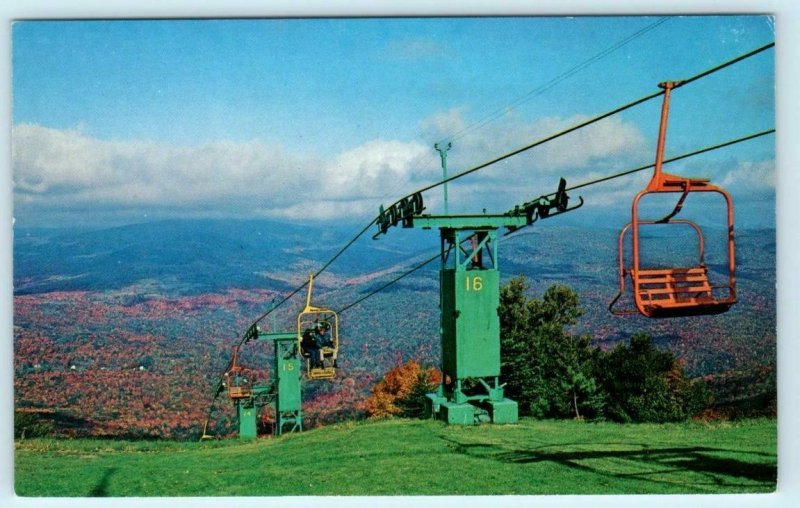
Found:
<box><xmin>373</xmin><ymin>178</ymin><xmax>583</xmax><ymax>237</ymax></box>
<box><xmin>504</xmin><ymin>177</ymin><xmax>584</xmax><ymax>235</ymax></box>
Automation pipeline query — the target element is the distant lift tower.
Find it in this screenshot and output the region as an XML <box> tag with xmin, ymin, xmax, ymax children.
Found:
<box><xmin>225</xmin><ymin>330</ymin><xmax>303</xmax><ymax>438</ymax></box>
<box><xmin>374</xmin><ymin>176</ymin><xmax>582</xmax><ymax>424</ymax></box>
<box><xmin>267</xmin><ymin>332</ymin><xmax>303</xmax><ymax>435</ymax></box>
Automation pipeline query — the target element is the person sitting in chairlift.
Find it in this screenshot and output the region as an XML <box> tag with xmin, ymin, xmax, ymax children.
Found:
<box><xmin>301</xmin><ymin>326</ymin><xmax>320</xmax><ymax>368</ymax></box>
<box><xmin>315</xmin><ymin>321</ymin><xmax>332</xmax><ymax>347</ymax></box>
<box><xmin>312</xmin><ymin>321</ymin><xmax>332</xmax><ymax>368</ymax></box>
<box><xmin>301</xmin><ymin>321</ymin><xmax>331</xmax><ymax>369</ymax></box>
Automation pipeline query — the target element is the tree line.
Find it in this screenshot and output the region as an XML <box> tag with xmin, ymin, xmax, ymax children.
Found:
<box><xmin>368</xmin><ymin>276</ymin><xmax>714</xmax><ymax>423</ymax></box>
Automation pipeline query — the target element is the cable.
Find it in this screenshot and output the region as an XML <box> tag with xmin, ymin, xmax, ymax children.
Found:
<box><xmin>245</xmin><ymin>219</ymin><xmax>377</xmax><ymax>332</ymax></box>
<box><xmin>565</xmin><ymin>128</ymin><xmax>776</xmax><ymax>193</ymax></box>
<box><xmin>378</xmin><ymin>17</ymin><xmax>673</xmax><ymax>223</ymax></box>
<box><xmin>243</xmin><ymin>41</ymin><xmax>775</xmax><ymax>337</ymax></box>
<box><xmin>226</xmin><ymin>40</ymin><xmax>776</xmax><ymax>359</ymax></box>
<box><xmin>673</xmin><ymin>42</ymin><xmax>774</xmax><ymax>89</ymax></box>
<box><xmin>200</xmin><ymin>126</ymin><xmax>775</xmax><ymax>439</ymax></box>
<box><xmin>332</xmin><ymin>127</ymin><xmax>775</xmax><ymax>312</ymax></box>
<box><xmin>336</xmin><ymin>251</ymin><xmax>441</xmax><ymax>314</ymax></box>
<box><xmin>413</xmin><ymin>41</ymin><xmax>775</xmax><ymax>200</ymax></box>
<box><xmin>199</xmin><ymin>218</ymin><xmax>378</xmax><ymax>439</ymax></box>
<box><xmin>439</xmin><ymin>17</ymin><xmax>673</xmax><ymax>146</ymax></box>
<box><xmin>380</xmin><ymin>18</ymin><xmax>673</xmax><ymax>218</ymax></box>
<box><xmin>418</xmin><ymin>91</ymin><xmax>665</xmax><ymax>197</ymax></box>
<box><xmin>200</xmin><ymin>42</ymin><xmax>774</xmax><ymax>437</ymax></box>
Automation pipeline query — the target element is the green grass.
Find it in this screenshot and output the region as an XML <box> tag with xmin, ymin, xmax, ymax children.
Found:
<box><xmin>15</xmin><ymin>417</ymin><xmax>777</xmax><ymax>496</ymax></box>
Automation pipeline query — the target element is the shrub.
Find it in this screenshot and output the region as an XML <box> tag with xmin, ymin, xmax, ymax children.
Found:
<box><xmin>366</xmin><ymin>360</ymin><xmax>441</xmax><ymax>419</ymax></box>
<box><xmin>14</xmin><ymin>410</ymin><xmax>54</xmax><ymax>439</ymax></box>
<box><xmin>592</xmin><ymin>333</ymin><xmax>712</xmax><ymax>423</ymax></box>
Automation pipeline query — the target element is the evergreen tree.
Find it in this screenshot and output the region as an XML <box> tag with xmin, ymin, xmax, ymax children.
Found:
<box><xmin>592</xmin><ymin>333</ymin><xmax>712</xmax><ymax>423</ymax></box>
<box><xmin>14</xmin><ymin>410</ymin><xmax>54</xmax><ymax>439</ymax></box>
<box><xmin>499</xmin><ymin>276</ymin><xmax>603</xmax><ymax>419</ymax></box>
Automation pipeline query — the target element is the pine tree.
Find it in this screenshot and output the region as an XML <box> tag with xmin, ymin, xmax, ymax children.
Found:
<box><xmin>499</xmin><ymin>276</ymin><xmax>603</xmax><ymax>419</ymax></box>
<box><xmin>592</xmin><ymin>333</ymin><xmax>711</xmax><ymax>423</ymax></box>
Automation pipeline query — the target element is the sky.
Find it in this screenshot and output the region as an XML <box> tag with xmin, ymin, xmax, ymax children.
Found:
<box><xmin>10</xmin><ymin>15</ymin><xmax>777</xmax><ymax>229</ymax></box>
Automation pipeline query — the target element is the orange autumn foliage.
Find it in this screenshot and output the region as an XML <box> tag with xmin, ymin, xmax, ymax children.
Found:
<box><xmin>365</xmin><ymin>360</ymin><xmax>442</xmax><ymax>418</ymax></box>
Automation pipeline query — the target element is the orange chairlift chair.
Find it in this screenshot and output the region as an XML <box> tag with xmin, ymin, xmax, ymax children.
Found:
<box><xmin>610</xmin><ymin>81</ymin><xmax>737</xmax><ymax>318</ymax></box>
<box><xmin>224</xmin><ymin>345</ymin><xmax>253</xmax><ymax>399</ymax></box>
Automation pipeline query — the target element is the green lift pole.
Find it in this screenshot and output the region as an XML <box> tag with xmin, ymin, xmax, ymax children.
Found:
<box><xmin>434</xmin><ymin>142</ymin><xmax>452</xmax><ymax>214</ymax></box>
<box><xmin>265</xmin><ymin>332</ymin><xmax>303</xmax><ymax>435</ymax></box>
<box><xmin>231</xmin><ymin>331</ymin><xmax>303</xmax><ymax>438</ymax></box>
<box><xmin>375</xmin><ymin>177</ymin><xmax>582</xmax><ymax>425</ymax></box>
<box><xmin>235</xmin><ymin>386</ymin><xmax>270</xmax><ymax>439</ymax></box>
<box><xmin>417</xmin><ymin>216</ymin><xmax>526</xmax><ymax>424</ymax></box>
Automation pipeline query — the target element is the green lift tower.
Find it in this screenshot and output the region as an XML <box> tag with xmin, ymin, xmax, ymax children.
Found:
<box><xmin>416</xmin><ymin>217</ymin><xmax>525</xmax><ymax>425</ymax></box>
<box><xmin>225</xmin><ymin>331</ymin><xmax>303</xmax><ymax>438</ymax></box>
<box><xmin>374</xmin><ymin>177</ymin><xmax>581</xmax><ymax>425</ymax></box>
<box><xmin>269</xmin><ymin>332</ymin><xmax>303</xmax><ymax>435</ymax></box>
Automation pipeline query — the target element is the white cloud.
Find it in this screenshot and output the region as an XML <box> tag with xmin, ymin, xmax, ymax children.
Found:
<box><xmin>12</xmin><ymin>117</ymin><xmax>773</xmax><ymax>227</ymax></box>
<box><xmin>322</xmin><ymin>139</ymin><xmax>431</xmax><ymax>200</ymax></box>
<box><xmin>12</xmin><ymin>124</ymin><xmax>430</xmax><ymax>224</ymax></box>
<box><xmin>419</xmin><ymin>108</ymin><xmax>470</xmax><ymax>139</ymax></box>
<box><xmin>413</xmin><ymin>108</ymin><xmax>651</xmax><ymax>214</ymax></box>
<box><xmin>719</xmin><ymin>160</ymin><xmax>775</xmax><ymax>195</ymax></box>
<box><xmin>531</xmin><ymin>115</ymin><xmax>648</xmax><ymax>171</ymax></box>
<box><xmin>418</xmin><ymin>108</ymin><xmax>649</xmax><ymax>180</ymax></box>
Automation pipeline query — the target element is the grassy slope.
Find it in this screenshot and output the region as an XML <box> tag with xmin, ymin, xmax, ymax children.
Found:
<box><xmin>15</xmin><ymin>417</ymin><xmax>776</xmax><ymax>497</ymax></box>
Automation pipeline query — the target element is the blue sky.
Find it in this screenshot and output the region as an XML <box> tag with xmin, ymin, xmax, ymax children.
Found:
<box><xmin>11</xmin><ymin>16</ymin><xmax>776</xmax><ymax>228</ymax></box>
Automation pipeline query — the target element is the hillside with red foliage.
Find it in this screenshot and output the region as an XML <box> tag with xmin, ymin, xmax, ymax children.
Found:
<box><xmin>13</xmin><ymin>223</ymin><xmax>776</xmax><ymax>438</ymax></box>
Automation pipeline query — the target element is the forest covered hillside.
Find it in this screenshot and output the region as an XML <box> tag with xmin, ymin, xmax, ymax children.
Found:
<box><xmin>12</xmin><ymin>220</ymin><xmax>776</xmax><ymax>438</ymax></box>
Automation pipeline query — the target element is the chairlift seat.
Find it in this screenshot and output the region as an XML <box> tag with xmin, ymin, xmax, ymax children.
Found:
<box><xmin>633</xmin><ymin>266</ymin><xmax>734</xmax><ymax>317</ymax></box>
<box><xmin>228</xmin><ymin>386</ymin><xmax>252</xmax><ymax>399</ymax></box>
<box><xmin>308</xmin><ymin>367</ymin><xmax>336</xmax><ymax>380</ymax></box>
<box><xmin>297</xmin><ymin>275</ymin><xmax>340</xmax><ymax>380</ymax></box>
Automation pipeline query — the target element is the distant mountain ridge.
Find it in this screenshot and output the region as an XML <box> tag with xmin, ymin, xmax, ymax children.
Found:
<box><xmin>13</xmin><ymin>218</ymin><xmax>433</xmax><ymax>295</ymax></box>
<box><xmin>14</xmin><ymin>219</ymin><xmax>775</xmax><ymax>298</ymax></box>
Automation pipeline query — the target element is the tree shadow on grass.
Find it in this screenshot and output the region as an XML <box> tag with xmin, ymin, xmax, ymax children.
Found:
<box><xmin>441</xmin><ymin>437</ymin><xmax>776</xmax><ymax>491</ymax></box>
<box><xmin>88</xmin><ymin>467</ymin><xmax>117</xmax><ymax>497</ymax></box>
<box><xmin>15</xmin><ymin>407</ymin><xmax>97</xmax><ymax>437</ymax></box>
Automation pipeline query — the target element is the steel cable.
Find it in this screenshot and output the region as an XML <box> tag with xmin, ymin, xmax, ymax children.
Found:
<box><xmin>564</xmin><ymin>128</ymin><xmax>776</xmax><ymax>193</ymax></box>
<box><xmin>414</xmin><ymin>42</ymin><xmax>775</xmax><ymax>199</ymax></box>
<box><xmin>329</xmin><ymin>127</ymin><xmax>775</xmax><ymax>313</ymax></box>
<box><xmin>231</xmin><ymin>42</ymin><xmax>775</xmax><ymax>344</ymax></box>
<box><xmin>438</xmin><ymin>17</ymin><xmax>674</xmax><ymax>146</ymax></box>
